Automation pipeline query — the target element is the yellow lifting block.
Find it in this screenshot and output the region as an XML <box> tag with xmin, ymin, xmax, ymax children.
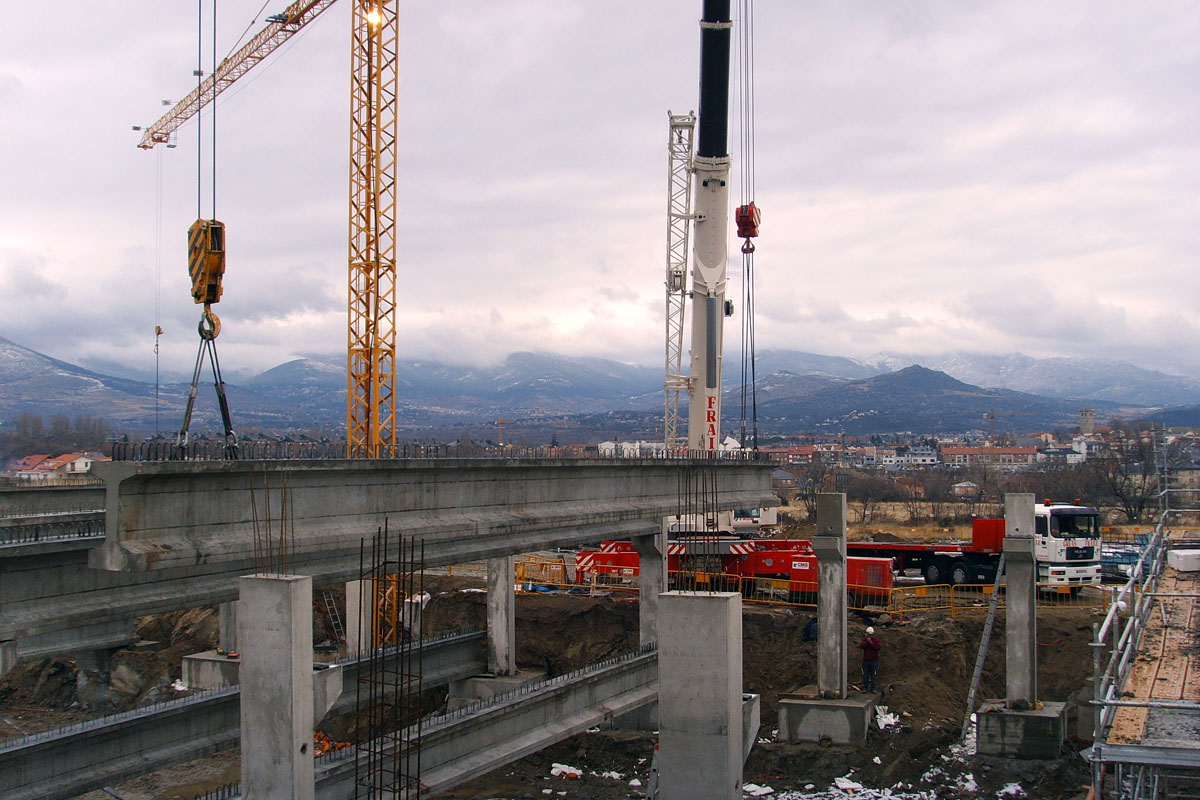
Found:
<box><xmin>187</xmin><ymin>219</ymin><xmax>226</xmax><ymax>305</ymax></box>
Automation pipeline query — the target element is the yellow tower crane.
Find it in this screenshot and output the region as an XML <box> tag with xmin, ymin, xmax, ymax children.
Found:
<box><xmin>139</xmin><ymin>0</ymin><xmax>398</xmax><ymax>457</ymax></box>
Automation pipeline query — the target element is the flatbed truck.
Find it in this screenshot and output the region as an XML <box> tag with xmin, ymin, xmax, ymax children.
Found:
<box><xmin>846</xmin><ymin>501</ymin><xmax>1102</xmax><ymax>587</ymax></box>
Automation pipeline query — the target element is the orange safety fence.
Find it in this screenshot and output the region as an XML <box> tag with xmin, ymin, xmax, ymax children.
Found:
<box><xmin>886</xmin><ymin>582</ymin><xmax>1114</xmax><ymax>619</ymax></box>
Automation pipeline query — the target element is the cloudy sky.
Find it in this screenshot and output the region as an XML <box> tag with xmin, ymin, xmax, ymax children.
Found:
<box><xmin>1</xmin><ymin>1</ymin><xmax>1197</xmax><ymax>381</ymax></box>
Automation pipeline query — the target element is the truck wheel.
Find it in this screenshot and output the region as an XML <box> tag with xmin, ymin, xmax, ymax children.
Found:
<box><xmin>950</xmin><ymin>561</ymin><xmax>971</xmax><ymax>586</ymax></box>
<box><xmin>923</xmin><ymin>560</ymin><xmax>949</xmax><ymax>585</ymax></box>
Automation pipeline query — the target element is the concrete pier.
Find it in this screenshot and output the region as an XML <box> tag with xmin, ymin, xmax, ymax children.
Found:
<box><xmin>344</xmin><ymin>579</ymin><xmax>371</xmax><ymax>655</ymax></box>
<box><xmin>976</xmin><ymin>493</ymin><xmax>1066</xmax><ymax>758</ymax></box>
<box><xmin>0</xmin><ymin>639</ymin><xmax>15</xmax><ymax>679</ymax></box>
<box><xmin>238</xmin><ymin>573</ymin><xmax>314</xmax><ymax>800</ymax></box>
<box><xmin>658</xmin><ymin>591</ymin><xmax>742</xmax><ymax>800</ymax></box>
<box><xmin>217</xmin><ymin>601</ymin><xmax>238</xmax><ymax>652</ymax></box>
<box><xmin>633</xmin><ymin>531</ymin><xmax>667</xmax><ymax>647</ymax></box>
<box><xmin>813</xmin><ymin>493</ymin><xmax>848</xmax><ymax>700</ymax></box>
<box><xmin>1004</xmin><ymin>493</ymin><xmax>1038</xmax><ymax>706</ymax></box>
<box><xmin>488</xmin><ymin>556</ymin><xmax>516</xmax><ymax>676</ymax></box>
<box><xmin>776</xmin><ymin>492</ymin><xmax>875</xmax><ymax>746</ymax></box>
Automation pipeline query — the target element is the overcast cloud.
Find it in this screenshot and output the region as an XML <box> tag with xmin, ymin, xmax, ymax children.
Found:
<box><xmin>0</xmin><ymin>1</ymin><xmax>1196</xmax><ymax>380</ymax></box>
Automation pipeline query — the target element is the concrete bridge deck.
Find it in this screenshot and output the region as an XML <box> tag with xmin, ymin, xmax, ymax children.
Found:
<box><xmin>1</xmin><ymin>457</ymin><xmax>772</xmax><ymax>668</ymax></box>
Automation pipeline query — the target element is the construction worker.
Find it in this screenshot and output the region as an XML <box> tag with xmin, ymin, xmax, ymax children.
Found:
<box><xmin>859</xmin><ymin>626</ymin><xmax>882</xmax><ymax>692</ymax></box>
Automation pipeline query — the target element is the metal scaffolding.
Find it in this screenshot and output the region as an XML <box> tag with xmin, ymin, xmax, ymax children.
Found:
<box><xmin>1090</xmin><ymin>508</ymin><xmax>1200</xmax><ymax>799</ymax></box>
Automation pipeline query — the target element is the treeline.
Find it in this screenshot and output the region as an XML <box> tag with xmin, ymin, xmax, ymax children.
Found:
<box><xmin>0</xmin><ymin>412</ymin><xmax>109</xmax><ymax>461</ymax></box>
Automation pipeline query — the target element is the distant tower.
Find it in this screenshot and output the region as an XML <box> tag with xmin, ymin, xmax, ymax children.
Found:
<box><xmin>1080</xmin><ymin>408</ymin><xmax>1095</xmax><ymax>436</ymax></box>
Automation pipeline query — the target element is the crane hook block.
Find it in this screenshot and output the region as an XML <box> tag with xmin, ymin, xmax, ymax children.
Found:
<box><xmin>187</xmin><ymin>219</ymin><xmax>226</xmax><ymax>306</ymax></box>
<box><xmin>735</xmin><ymin>202</ymin><xmax>761</xmax><ymax>239</ymax></box>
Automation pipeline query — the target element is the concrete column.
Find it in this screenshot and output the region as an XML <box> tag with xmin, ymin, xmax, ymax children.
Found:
<box><xmin>238</xmin><ymin>574</ymin><xmax>314</xmax><ymax>800</ymax></box>
<box><xmin>633</xmin><ymin>531</ymin><xmax>667</xmax><ymax>647</ymax></box>
<box><xmin>344</xmin><ymin>579</ymin><xmax>374</xmax><ymax>656</ymax></box>
<box><xmin>217</xmin><ymin>601</ymin><xmax>238</xmax><ymax>652</ymax></box>
<box><xmin>0</xmin><ymin>640</ymin><xmax>15</xmax><ymax>679</ymax></box>
<box><xmin>813</xmin><ymin>493</ymin><xmax>848</xmax><ymax>699</ymax></box>
<box><xmin>658</xmin><ymin>591</ymin><xmax>743</xmax><ymax>800</ymax></box>
<box><xmin>487</xmin><ymin>556</ymin><xmax>516</xmax><ymax>676</ymax></box>
<box><xmin>1004</xmin><ymin>493</ymin><xmax>1038</xmax><ymax>708</ymax></box>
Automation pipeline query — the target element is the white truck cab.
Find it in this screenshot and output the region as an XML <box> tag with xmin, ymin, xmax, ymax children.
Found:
<box><xmin>1033</xmin><ymin>501</ymin><xmax>1102</xmax><ymax>587</ymax></box>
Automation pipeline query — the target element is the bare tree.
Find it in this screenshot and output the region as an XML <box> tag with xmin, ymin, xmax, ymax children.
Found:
<box><xmin>1091</xmin><ymin>421</ymin><xmax>1159</xmax><ymax>523</ymax></box>
<box><xmin>795</xmin><ymin>457</ymin><xmax>832</xmax><ymax>521</ymax></box>
<box><xmin>847</xmin><ymin>472</ymin><xmax>898</xmax><ymax>524</ymax></box>
<box><xmin>922</xmin><ymin>470</ymin><xmax>954</xmax><ymax>525</ymax></box>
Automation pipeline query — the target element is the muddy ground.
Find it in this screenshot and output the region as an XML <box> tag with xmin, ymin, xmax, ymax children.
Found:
<box><xmin>0</xmin><ymin>575</ymin><xmax>1101</xmax><ymax>799</ymax></box>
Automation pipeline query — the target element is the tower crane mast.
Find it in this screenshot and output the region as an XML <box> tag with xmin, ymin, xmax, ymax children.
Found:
<box><xmin>663</xmin><ymin>112</ymin><xmax>696</xmax><ymax>452</ymax></box>
<box><xmin>139</xmin><ymin>0</ymin><xmax>398</xmax><ymax>457</ymax></box>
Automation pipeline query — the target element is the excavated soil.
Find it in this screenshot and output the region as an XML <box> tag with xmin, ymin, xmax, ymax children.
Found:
<box><xmin>424</xmin><ymin>586</ymin><xmax>1098</xmax><ymax>800</ymax></box>
<box><xmin>0</xmin><ymin>574</ymin><xmax>1101</xmax><ymax>799</ymax></box>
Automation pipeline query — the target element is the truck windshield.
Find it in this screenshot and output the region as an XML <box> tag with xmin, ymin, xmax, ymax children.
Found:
<box><xmin>1049</xmin><ymin>513</ymin><xmax>1100</xmax><ymax>538</ymax></box>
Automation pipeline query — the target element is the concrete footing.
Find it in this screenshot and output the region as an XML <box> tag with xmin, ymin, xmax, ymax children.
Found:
<box><xmin>658</xmin><ymin>591</ymin><xmax>743</xmax><ymax>800</ymax></box>
<box><xmin>182</xmin><ymin>651</ymin><xmax>241</xmax><ymax>690</ymax></box>
<box><xmin>776</xmin><ymin>686</ymin><xmax>876</xmax><ymax>745</ymax></box>
<box><xmin>447</xmin><ymin>668</ymin><xmax>546</xmax><ymax>711</ymax></box>
<box><xmin>975</xmin><ymin>700</ymin><xmax>1067</xmax><ymax>758</ymax></box>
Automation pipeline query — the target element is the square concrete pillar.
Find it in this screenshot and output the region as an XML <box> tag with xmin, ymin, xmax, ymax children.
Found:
<box><xmin>487</xmin><ymin>556</ymin><xmax>516</xmax><ymax>676</ymax></box>
<box><xmin>658</xmin><ymin>591</ymin><xmax>743</xmax><ymax>800</ymax></box>
<box><xmin>238</xmin><ymin>574</ymin><xmax>314</xmax><ymax>800</ymax></box>
<box><xmin>813</xmin><ymin>493</ymin><xmax>848</xmax><ymax>699</ymax></box>
<box><xmin>218</xmin><ymin>601</ymin><xmax>238</xmax><ymax>652</ymax></box>
<box><xmin>633</xmin><ymin>531</ymin><xmax>667</xmax><ymax>647</ymax></box>
<box><xmin>1003</xmin><ymin>493</ymin><xmax>1037</xmax><ymax>707</ymax></box>
<box><xmin>344</xmin><ymin>579</ymin><xmax>373</xmax><ymax>656</ymax></box>
<box><xmin>0</xmin><ymin>640</ymin><xmax>16</xmax><ymax>679</ymax></box>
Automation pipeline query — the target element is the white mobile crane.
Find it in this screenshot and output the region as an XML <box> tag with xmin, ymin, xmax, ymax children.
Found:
<box><xmin>686</xmin><ymin>1</ymin><xmax>734</xmax><ymax>453</ymax></box>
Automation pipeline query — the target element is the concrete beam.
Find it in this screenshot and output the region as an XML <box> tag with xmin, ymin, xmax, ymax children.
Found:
<box><xmin>90</xmin><ymin>458</ymin><xmax>773</xmax><ymax>572</ymax></box>
<box><xmin>0</xmin><ymin>630</ymin><xmax>485</xmax><ymax>800</ymax></box>
<box><xmin>0</xmin><ymin>485</ymin><xmax>105</xmax><ymax>515</ymax></box>
<box><xmin>313</xmin><ymin>649</ymin><xmax>660</xmax><ymax>799</ymax></box>
<box><xmin>3</xmin><ymin>458</ymin><xmax>770</xmax><ymax>669</ymax></box>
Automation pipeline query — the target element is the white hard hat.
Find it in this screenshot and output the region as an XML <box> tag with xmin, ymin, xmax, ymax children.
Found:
<box><xmin>866</xmin><ymin>626</ymin><xmax>875</xmax><ymax>635</ymax></box>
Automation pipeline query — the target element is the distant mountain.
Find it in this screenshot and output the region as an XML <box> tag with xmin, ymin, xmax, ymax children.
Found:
<box><xmin>0</xmin><ymin>335</ymin><xmax>1182</xmax><ymax>441</ymax></box>
<box><xmin>755</xmin><ymin>350</ymin><xmax>878</xmax><ymax>380</ymax></box>
<box><xmin>245</xmin><ymin>351</ymin><xmax>662</xmax><ymax>419</ymax></box>
<box><xmin>0</xmin><ymin>335</ymin><xmax>162</xmax><ymax>425</ymax></box>
<box><xmin>1146</xmin><ymin>406</ymin><xmax>1200</xmax><ymax>428</ymax></box>
<box><xmin>862</xmin><ymin>351</ymin><xmax>1199</xmax><ymax>407</ymax></box>
<box><xmin>0</xmin><ymin>336</ymin><xmax>321</xmax><ymax>432</ymax></box>
<box><xmin>754</xmin><ymin>365</ymin><xmax>1105</xmax><ymax>436</ymax></box>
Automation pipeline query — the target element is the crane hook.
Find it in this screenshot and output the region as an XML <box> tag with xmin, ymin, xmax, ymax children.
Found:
<box><xmin>199</xmin><ymin>305</ymin><xmax>221</xmax><ymax>341</ymax></box>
